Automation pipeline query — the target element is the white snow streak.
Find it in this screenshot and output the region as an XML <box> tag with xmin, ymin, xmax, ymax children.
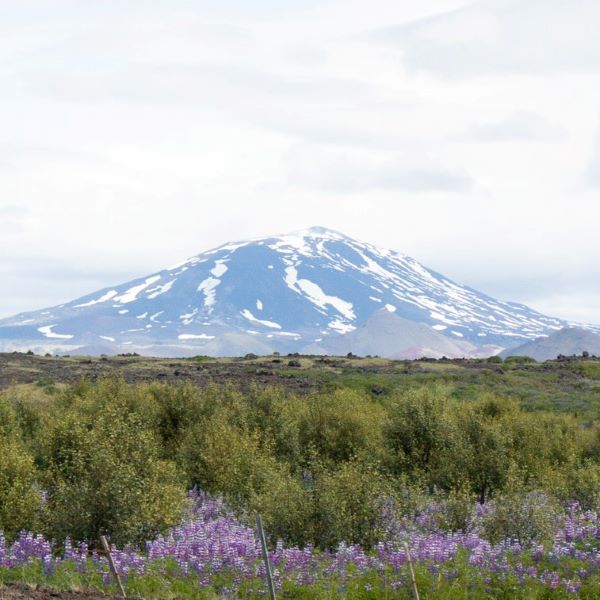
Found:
<box><xmin>197</xmin><ymin>277</ymin><xmax>221</xmax><ymax>308</ymax></box>
<box><xmin>178</xmin><ymin>333</ymin><xmax>215</xmax><ymax>340</ymax></box>
<box><xmin>114</xmin><ymin>276</ymin><xmax>160</xmax><ymax>304</ymax></box>
<box><xmin>147</xmin><ymin>279</ymin><xmax>176</xmax><ymax>299</ymax></box>
<box><xmin>328</xmin><ymin>319</ymin><xmax>356</xmax><ymax>334</ymax></box>
<box><xmin>74</xmin><ymin>290</ymin><xmax>118</xmax><ymax>308</ymax></box>
<box><xmin>284</xmin><ymin>266</ymin><xmax>355</xmax><ymax>319</ymax></box>
<box><xmin>211</xmin><ymin>260</ymin><xmax>229</xmax><ymax>278</ymax></box>
<box><xmin>38</xmin><ymin>325</ymin><xmax>74</xmax><ymax>340</ymax></box>
<box><xmin>241</xmin><ymin>309</ymin><xmax>282</xmax><ymax>329</ymax></box>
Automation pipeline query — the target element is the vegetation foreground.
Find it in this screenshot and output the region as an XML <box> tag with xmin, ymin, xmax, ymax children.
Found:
<box><xmin>0</xmin><ymin>355</ymin><xmax>599</xmax><ymax>597</ymax></box>
<box><xmin>1</xmin><ymin>492</ymin><xmax>599</xmax><ymax>598</ymax></box>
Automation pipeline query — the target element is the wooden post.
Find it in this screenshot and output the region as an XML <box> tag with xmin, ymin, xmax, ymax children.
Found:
<box><xmin>403</xmin><ymin>542</ymin><xmax>420</xmax><ymax>600</ymax></box>
<box><xmin>256</xmin><ymin>515</ymin><xmax>277</xmax><ymax>600</ymax></box>
<box><xmin>100</xmin><ymin>535</ymin><xmax>127</xmax><ymax>598</ymax></box>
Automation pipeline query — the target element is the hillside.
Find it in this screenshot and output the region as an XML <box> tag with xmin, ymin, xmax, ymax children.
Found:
<box><xmin>501</xmin><ymin>326</ymin><xmax>600</xmax><ymax>361</ymax></box>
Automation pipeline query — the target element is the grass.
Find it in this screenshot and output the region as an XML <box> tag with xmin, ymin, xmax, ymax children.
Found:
<box><xmin>2</xmin><ymin>553</ymin><xmax>600</xmax><ymax>599</ymax></box>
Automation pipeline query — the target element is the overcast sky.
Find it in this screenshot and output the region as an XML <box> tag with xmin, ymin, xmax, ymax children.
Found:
<box><xmin>1</xmin><ymin>0</ymin><xmax>600</xmax><ymax>323</ymax></box>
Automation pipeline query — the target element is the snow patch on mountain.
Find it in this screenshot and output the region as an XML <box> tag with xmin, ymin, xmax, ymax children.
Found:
<box><xmin>75</xmin><ymin>290</ymin><xmax>118</xmax><ymax>308</ymax></box>
<box><xmin>328</xmin><ymin>319</ymin><xmax>356</xmax><ymax>334</ymax></box>
<box><xmin>38</xmin><ymin>325</ymin><xmax>74</xmax><ymax>340</ymax></box>
<box><xmin>284</xmin><ymin>265</ymin><xmax>355</xmax><ymax>320</ymax></box>
<box><xmin>178</xmin><ymin>333</ymin><xmax>215</xmax><ymax>340</ymax></box>
<box><xmin>241</xmin><ymin>309</ymin><xmax>282</xmax><ymax>330</ymax></box>
<box><xmin>147</xmin><ymin>279</ymin><xmax>176</xmax><ymax>299</ymax></box>
<box><xmin>211</xmin><ymin>260</ymin><xmax>229</xmax><ymax>278</ymax></box>
<box><xmin>115</xmin><ymin>276</ymin><xmax>161</xmax><ymax>304</ymax></box>
<box><xmin>197</xmin><ymin>277</ymin><xmax>221</xmax><ymax>308</ymax></box>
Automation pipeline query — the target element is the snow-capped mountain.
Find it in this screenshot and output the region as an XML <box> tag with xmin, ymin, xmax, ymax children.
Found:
<box><xmin>0</xmin><ymin>227</ymin><xmax>595</xmax><ymax>357</ymax></box>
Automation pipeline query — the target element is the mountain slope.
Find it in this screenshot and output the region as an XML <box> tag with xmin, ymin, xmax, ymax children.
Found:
<box><xmin>500</xmin><ymin>327</ymin><xmax>600</xmax><ymax>361</ymax></box>
<box><xmin>303</xmin><ymin>308</ymin><xmax>486</xmax><ymax>359</ymax></box>
<box><xmin>0</xmin><ymin>227</ymin><xmax>595</xmax><ymax>357</ymax></box>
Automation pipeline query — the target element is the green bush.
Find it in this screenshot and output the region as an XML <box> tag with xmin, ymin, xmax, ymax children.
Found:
<box><xmin>457</xmin><ymin>397</ymin><xmax>518</xmax><ymax>502</ymax></box>
<box><xmin>560</xmin><ymin>462</ymin><xmax>600</xmax><ymax>511</ymax></box>
<box><xmin>504</xmin><ymin>355</ymin><xmax>537</xmax><ymax>364</ymax></box>
<box><xmin>298</xmin><ymin>389</ymin><xmax>386</xmax><ymax>467</ymax></box>
<box><xmin>486</xmin><ymin>355</ymin><xmax>503</xmax><ymax>364</ymax></box>
<box><xmin>0</xmin><ymin>393</ymin><xmax>17</xmax><ymax>437</ymax></box>
<box><xmin>0</xmin><ymin>434</ymin><xmax>42</xmax><ymax>539</ymax></box>
<box><xmin>576</xmin><ymin>362</ymin><xmax>600</xmax><ymax>378</ymax></box>
<box><xmin>0</xmin><ymin>374</ymin><xmax>597</xmax><ymax>550</ymax></box>
<box><xmin>248</xmin><ymin>469</ymin><xmax>313</xmax><ymax>546</ymax></box>
<box><xmin>435</xmin><ymin>484</ymin><xmax>477</xmax><ymax>533</ymax></box>
<box><xmin>482</xmin><ymin>476</ymin><xmax>559</xmax><ymax>546</ymax></box>
<box><xmin>315</xmin><ymin>459</ymin><xmax>397</xmax><ymax>549</ymax></box>
<box><xmin>179</xmin><ymin>419</ymin><xmax>281</xmax><ymax>506</ymax></box>
<box><xmin>42</xmin><ymin>393</ymin><xmax>186</xmax><ymax>547</ymax></box>
<box><xmin>385</xmin><ymin>386</ymin><xmax>459</xmax><ymax>481</ymax></box>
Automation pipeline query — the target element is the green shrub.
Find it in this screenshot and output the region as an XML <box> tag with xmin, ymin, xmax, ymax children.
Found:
<box><xmin>504</xmin><ymin>355</ymin><xmax>537</xmax><ymax>364</ymax></box>
<box><xmin>243</xmin><ymin>385</ymin><xmax>304</xmax><ymax>469</ymax></box>
<box><xmin>385</xmin><ymin>386</ymin><xmax>463</xmax><ymax>490</ymax></box>
<box><xmin>0</xmin><ymin>393</ymin><xmax>17</xmax><ymax>437</ymax></box>
<box><xmin>248</xmin><ymin>470</ymin><xmax>313</xmax><ymax>546</ymax></box>
<box><xmin>486</xmin><ymin>355</ymin><xmax>503</xmax><ymax>364</ymax></box>
<box><xmin>482</xmin><ymin>476</ymin><xmax>559</xmax><ymax>546</ymax></box>
<box><xmin>435</xmin><ymin>484</ymin><xmax>477</xmax><ymax>533</ymax></box>
<box><xmin>298</xmin><ymin>389</ymin><xmax>386</xmax><ymax>467</ymax></box>
<box><xmin>0</xmin><ymin>374</ymin><xmax>596</xmax><ymax>550</ymax></box>
<box><xmin>179</xmin><ymin>419</ymin><xmax>282</xmax><ymax>507</ymax></box>
<box><xmin>42</xmin><ymin>394</ymin><xmax>186</xmax><ymax>547</ymax></box>
<box><xmin>560</xmin><ymin>462</ymin><xmax>600</xmax><ymax>511</ymax></box>
<box><xmin>576</xmin><ymin>362</ymin><xmax>600</xmax><ymax>378</ymax></box>
<box><xmin>3</xmin><ymin>386</ymin><xmax>57</xmax><ymax>466</ymax></box>
<box><xmin>315</xmin><ymin>459</ymin><xmax>397</xmax><ymax>549</ymax></box>
<box><xmin>0</xmin><ymin>434</ymin><xmax>42</xmax><ymax>539</ymax></box>
<box><xmin>141</xmin><ymin>382</ymin><xmax>208</xmax><ymax>458</ymax></box>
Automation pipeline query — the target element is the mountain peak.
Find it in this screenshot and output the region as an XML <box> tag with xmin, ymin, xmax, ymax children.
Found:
<box><xmin>294</xmin><ymin>226</ymin><xmax>347</xmax><ymax>237</ymax></box>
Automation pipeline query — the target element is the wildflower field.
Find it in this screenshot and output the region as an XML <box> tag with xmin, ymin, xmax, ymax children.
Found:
<box><xmin>1</xmin><ymin>493</ymin><xmax>599</xmax><ymax>598</ymax></box>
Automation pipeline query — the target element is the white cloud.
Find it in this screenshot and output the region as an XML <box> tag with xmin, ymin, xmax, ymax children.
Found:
<box><xmin>586</xmin><ymin>130</ymin><xmax>600</xmax><ymax>187</ymax></box>
<box><xmin>462</xmin><ymin>111</ymin><xmax>566</xmax><ymax>143</ymax></box>
<box><xmin>0</xmin><ymin>0</ymin><xmax>598</xmax><ymax>324</ymax></box>
<box><xmin>285</xmin><ymin>144</ymin><xmax>473</xmax><ymax>192</ymax></box>
<box><xmin>374</xmin><ymin>0</ymin><xmax>600</xmax><ymax>78</ymax></box>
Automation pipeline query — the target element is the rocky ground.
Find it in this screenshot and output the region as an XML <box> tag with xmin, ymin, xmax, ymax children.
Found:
<box><xmin>0</xmin><ymin>351</ymin><xmax>401</xmax><ymax>393</ymax></box>
<box><xmin>1</xmin><ymin>350</ymin><xmax>598</xmax><ymax>417</ymax></box>
<box><xmin>0</xmin><ymin>583</ymin><xmax>117</xmax><ymax>599</ymax></box>
<box><xmin>0</xmin><ymin>351</ymin><xmax>321</xmax><ymax>392</ymax></box>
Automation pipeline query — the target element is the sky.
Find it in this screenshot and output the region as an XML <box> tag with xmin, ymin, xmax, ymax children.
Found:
<box><xmin>1</xmin><ymin>0</ymin><xmax>600</xmax><ymax>323</ymax></box>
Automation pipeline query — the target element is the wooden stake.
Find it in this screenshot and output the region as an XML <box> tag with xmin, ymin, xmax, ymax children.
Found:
<box><xmin>403</xmin><ymin>542</ymin><xmax>420</xmax><ymax>600</ymax></box>
<box><xmin>256</xmin><ymin>515</ymin><xmax>277</xmax><ymax>600</ymax></box>
<box><xmin>100</xmin><ymin>535</ymin><xmax>126</xmax><ymax>598</ymax></box>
